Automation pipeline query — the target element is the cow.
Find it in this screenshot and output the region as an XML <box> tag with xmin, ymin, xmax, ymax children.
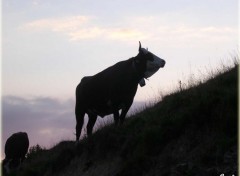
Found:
<box><xmin>2</xmin><ymin>132</ymin><xmax>29</xmax><ymax>175</ymax></box>
<box><xmin>75</xmin><ymin>42</ymin><xmax>165</xmax><ymax>141</ymax></box>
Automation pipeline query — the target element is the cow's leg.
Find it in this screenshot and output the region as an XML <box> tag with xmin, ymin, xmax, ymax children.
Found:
<box><xmin>3</xmin><ymin>159</ymin><xmax>11</xmax><ymax>175</ymax></box>
<box><xmin>113</xmin><ymin>111</ymin><xmax>119</xmax><ymax>126</ymax></box>
<box><xmin>16</xmin><ymin>158</ymin><xmax>21</xmax><ymax>171</ymax></box>
<box><xmin>75</xmin><ymin>104</ymin><xmax>85</xmax><ymax>141</ymax></box>
<box><xmin>87</xmin><ymin>113</ymin><xmax>97</xmax><ymax>136</ymax></box>
<box><xmin>119</xmin><ymin>104</ymin><xmax>131</xmax><ymax>124</ymax></box>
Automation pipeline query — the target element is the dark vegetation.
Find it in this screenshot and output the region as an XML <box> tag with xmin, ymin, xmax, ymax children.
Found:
<box><xmin>5</xmin><ymin>64</ymin><xmax>238</xmax><ymax>176</ymax></box>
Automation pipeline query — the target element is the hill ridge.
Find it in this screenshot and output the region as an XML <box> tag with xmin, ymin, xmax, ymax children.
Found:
<box><xmin>15</xmin><ymin>65</ymin><xmax>238</xmax><ymax>176</ymax></box>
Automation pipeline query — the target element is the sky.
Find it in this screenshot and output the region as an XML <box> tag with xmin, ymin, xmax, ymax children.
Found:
<box><xmin>1</xmin><ymin>0</ymin><xmax>238</xmax><ymax>159</ymax></box>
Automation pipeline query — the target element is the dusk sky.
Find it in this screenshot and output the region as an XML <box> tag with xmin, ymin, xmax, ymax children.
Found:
<box><xmin>1</xmin><ymin>0</ymin><xmax>238</xmax><ymax>159</ymax></box>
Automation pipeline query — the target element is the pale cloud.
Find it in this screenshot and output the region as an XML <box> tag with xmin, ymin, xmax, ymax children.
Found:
<box><xmin>32</xmin><ymin>0</ymin><xmax>40</xmax><ymax>6</ymax></box>
<box><xmin>20</xmin><ymin>15</ymin><xmax>237</xmax><ymax>44</ymax></box>
<box><xmin>21</xmin><ymin>16</ymin><xmax>149</xmax><ymax>41</ymax></box>
<box><xmin>39</xmin><ymin>129</ymin><xmax>53</xmax><ymax>135</ymax></box>
<box><xmin>126</xmin><ymin>16</ymin><xmax>237</xmax><ymax>45</ymax></box>
<box><xmin>149</xmin><ymin>24</ymin><xmax>237</xmax><ymax>49</ymax></box>
<box><xmin>22</xmin><ymin>16</ymin><xmax>91</xmax><ymax>32</ymax></box>
<box><xmin>69</xmin><ymin>28</ymin><xmax>147</xmax><ymax>41</ymax></box>
<box><xmin>68</xmin><ymin>27</ymin><xmax>106</xmax><ymax>40</ymax></box>
<box><xmin>107</xmin><ymin>28</ymin><xmax>148</xmax><ymax>41</ymax></box>
<box><xmin>171</xmin><ymin>26</ymin><xmax>236</xmax><ymax>42</ymax></box>
<box><xmin>166</xmin><ymin>26</ymin><xmax>235</xmax><ymax>36</ymax></box>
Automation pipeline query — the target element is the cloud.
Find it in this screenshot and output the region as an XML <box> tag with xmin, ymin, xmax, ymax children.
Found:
<box><xmin>68</xmin><ymin>27</ymin><xmax>106</xmax><ymax>40</ymax></box>
<box><xmin>68</xmin><ymin>27</ymin><xmax>147</xmax><ymax>41</ymax></box>
<box><xmin>20</xmin><ymin>16</ymin><xmax>149</xmax><ymax>41</ymax></box>
<box><xmin>20</xmin><ymin>15</ymin><xmax>237</xmax><ymax>46</ymax></box>
<box><xmin>125</xmin><ymin>16</ymin><xmax>237</xmax><ymax>46</ymax></box>
<box><xmin>2</xmin><ymin>96</ymin><xmax>75</xmax><ymax>154</ymax></box>
<box><xmin>22</xmin><ymin>16</ymin><xmax>90</xmax><ymax>32</ymax></box>
<box><xmin>107</xmin><ymin>28</ymin><xmax>148</xmax><ymax>41</ymax></box>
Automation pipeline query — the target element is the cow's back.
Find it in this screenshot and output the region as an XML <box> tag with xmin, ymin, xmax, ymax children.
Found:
<box><xmin>77</xmin><ymin>59</ymin><xmax>137</xmax><ymax>96</ymax></box>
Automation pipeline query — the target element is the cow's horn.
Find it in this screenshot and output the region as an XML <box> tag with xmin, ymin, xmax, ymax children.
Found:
<box><xmin>139</xmin><ymin>41</ymin><xmax>142</xmax><ymax>52</ymax></box>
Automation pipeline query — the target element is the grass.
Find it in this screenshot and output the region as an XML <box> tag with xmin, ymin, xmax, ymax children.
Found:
<box><xmin>3</xmin><ymin>61</ymin><xmax>238</xmax><ymax>176</ymax></box>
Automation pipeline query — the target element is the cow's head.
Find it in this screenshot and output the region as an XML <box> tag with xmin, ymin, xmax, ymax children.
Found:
<box><xmin>134</xmin><ymin>41</ymin><xmax>165</xmax><ymax>83</ymax></box>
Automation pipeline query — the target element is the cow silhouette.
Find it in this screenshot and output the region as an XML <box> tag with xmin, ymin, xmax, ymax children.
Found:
<box><xmin>2</xmin><ymin>132</ymin><xmax>29</xmax><ymax>175</ymax></box>
<box><xmin>75</xmin><ymin>42</ymin><xmax>166</xmax><ymax>141</ymax></box>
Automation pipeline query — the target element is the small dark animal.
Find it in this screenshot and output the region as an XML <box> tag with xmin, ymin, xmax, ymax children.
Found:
<box><xmin>75</xmin><ymin>42</ymin><xmax>165</xmax><ymax>141</ymax></box>
<box><xmin>2</xmin><ymin>132</ymin><xmax>29</xmax><ymax>175</ymax></box>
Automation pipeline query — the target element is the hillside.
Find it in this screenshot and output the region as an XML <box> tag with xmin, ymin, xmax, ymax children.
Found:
<box><xmin>12</xmin><ymin>65</ymin><xmax>238</xmax><ymax>176</ymax></box>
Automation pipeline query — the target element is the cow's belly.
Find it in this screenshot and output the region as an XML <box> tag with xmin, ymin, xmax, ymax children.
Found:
<box><xmin>87</xmin><ymin>100</ymin><xmax>124</xmax><ymax>117</ymax></box>
<box><xmin>87</xmin><ymin>108</ymin><xmax>113</xmax><ymax>117</ymax></box>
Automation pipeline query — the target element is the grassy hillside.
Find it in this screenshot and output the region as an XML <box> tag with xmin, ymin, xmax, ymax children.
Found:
<box><xmin>11</xmin><ymin>65</ymin><xmax>238</xmax><ymax>176</ymax></box>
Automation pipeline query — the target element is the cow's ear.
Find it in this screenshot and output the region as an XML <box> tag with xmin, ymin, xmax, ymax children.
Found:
<box><xmin>139</xmin><ymin>41</ymin><xmax>142</xmax><ymax>52</ymax></box>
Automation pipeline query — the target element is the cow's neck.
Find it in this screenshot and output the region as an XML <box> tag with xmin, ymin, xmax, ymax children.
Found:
<box><xmin>131</xmin><ymin>58</ymin><xmax>146</xmax><ymax>87</ymax></box>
